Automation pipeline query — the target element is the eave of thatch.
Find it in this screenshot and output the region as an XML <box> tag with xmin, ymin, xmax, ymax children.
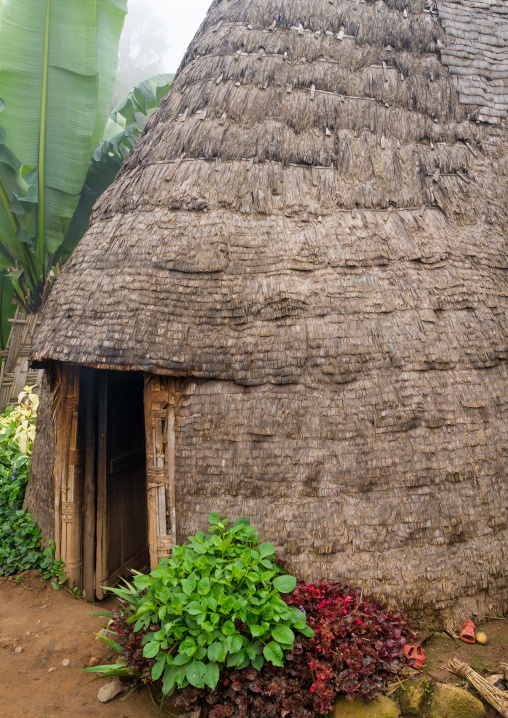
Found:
<box><xmin>31</xmin><ymin>0</ymin><xmax>508</xmax><ymax>381</ymax></box>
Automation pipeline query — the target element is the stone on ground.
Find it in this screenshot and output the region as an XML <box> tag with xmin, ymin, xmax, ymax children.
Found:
<box><xmin>333</xmin><ymin>694</ymin><xmax>400</xmax><ymax>717</ymax></box>
<box><xmin>430</xmin><ymin>683</ymin><xmax>484</xmax><ymax>718</ymax></box>
<box><xmin>14</xmin><ymin>646</ymin><xmax>23</xmax><ymax>654</ymax></box>
<box><xmin>398</xmin><ymin>678</ymin><xmax>428</xmax><ymax>715</ymax></box>
<box><xmin>97</xmin><ymin>677</ymin><xmax>123</xmax><ymax>703</ymax></box>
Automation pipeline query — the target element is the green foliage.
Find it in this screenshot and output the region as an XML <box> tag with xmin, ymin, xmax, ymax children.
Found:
<box><xmin>61</xmin><ymin>74</ymin><xmax>173</xmax><ymax>262</ymax></box>
<box><xmin>84</xmin><ymin>514</ymin><xmax>313</xmax><ymax>697</ymax></box>
<box><xmin>0</xmin><ymin>0</ymin><xmax>128</xmax><ymax>312</ymax></box>
<box><xmin>0</xmin><ymin>384</ymin><xmax>38</xmax><ymax>455</ymax></box>
<box><xmin>0</xmin><ymin>2</ymin><xmax>173</xmax><ymax>323</ymax></box>
<box><xmin>0</xmin><ymin>267</ymin><xmax>15</xmax><ymax>349</ymax></box>
<box><xmin>0</xmin><ymin>395</ymin><xmax>64</xmax><ymax>586</ymax></box>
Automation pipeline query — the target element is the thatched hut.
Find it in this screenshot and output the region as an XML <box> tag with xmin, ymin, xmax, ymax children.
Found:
<box><xmin>29</xmin><ymin>0</ymin><xmax>507</xmax><ymax>621</ymax></box>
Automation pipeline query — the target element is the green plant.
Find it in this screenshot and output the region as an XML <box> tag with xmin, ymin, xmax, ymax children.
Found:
<box><xmin>0</xmin><ymin>385</ymin><xmax>39</xmax><ymax>455</ymax></box>
<box><xmin>0</xmin><ymin>393</ymin><xmax>65</xmax><ymax>585</ymax></box>
<box><xmin>62</xmin><ymin>73</ymin><xmax>173</xmax><ymax>260</ymax></box>
<box><xmin>0</xmin><ymin>1</ymin><xmax>174</xmax><ymax>319</ymax></box>
<box><xmin>85</xmin><ymin>514</ymin><xmax>313</xmax><ymax>698</ymax></box>
<box><xmin>0</xmin><ymin>0</ymin><xmax>128</xmax><ymax>312</ymax></box>
<box><xmin>177</xmin><ymin>581</ymin><xmax>413</xmax><ymax>718</ymax></box>
<box><xmin>40</xmin><ymin>540</ymin><xmax>66</xmax><ymax>590</ymax></box>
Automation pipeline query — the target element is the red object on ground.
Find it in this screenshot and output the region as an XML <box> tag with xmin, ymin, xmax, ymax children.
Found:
<box><xmin>402</xmin><ymin>644</ymin><xmax>426</xmax><ymax>669</ymax></box>
<box><xmin>460</xmin><ymin>620</ymin><xmax>476</xmax><ymax>644</ymax></box>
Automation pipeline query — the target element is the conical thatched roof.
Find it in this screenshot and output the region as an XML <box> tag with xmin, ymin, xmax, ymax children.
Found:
<box><xmin>32</xmin><ymin>0</ymin><xmax>507</xmax><ymax>619</ymax></box>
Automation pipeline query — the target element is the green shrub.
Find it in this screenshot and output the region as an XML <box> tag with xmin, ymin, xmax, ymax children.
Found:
<box><xmin>0</xmin><ymin>392</ymin><xmax>65</xmax><ymax>586</ymax></box>
<box><xmin>90</xmin><ymin>513</ymin><xmax>313</xmax><ymax>696</ymax></box>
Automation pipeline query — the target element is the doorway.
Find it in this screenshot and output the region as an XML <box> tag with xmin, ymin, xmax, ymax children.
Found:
<box><xmin>81</xmin><ymin>368</ymin><xmax>149</xmax><ymax>600</ymax></box>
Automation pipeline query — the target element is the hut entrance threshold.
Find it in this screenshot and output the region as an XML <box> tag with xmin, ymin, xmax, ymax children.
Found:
<box><xmin>81</xmin><ymin>369</ymin><xmax>149</xmax><ymax>600</ymax></box>
<box><xmin>54</xmin><ymin>367</ymin><xmax>181</xmax><ymax>600</ymax></box>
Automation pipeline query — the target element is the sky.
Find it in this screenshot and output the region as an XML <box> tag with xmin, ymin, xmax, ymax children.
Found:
<box><xmin>124</xmin><ymin>0</ymin><xmax>213</xmax><ymax>74</ymax></box>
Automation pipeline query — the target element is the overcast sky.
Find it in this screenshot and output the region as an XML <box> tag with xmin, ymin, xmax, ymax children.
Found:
<box><xmin>124</xmin><ymin>0</ymin><xmax>213</xmax><ymax>74</ymax></box>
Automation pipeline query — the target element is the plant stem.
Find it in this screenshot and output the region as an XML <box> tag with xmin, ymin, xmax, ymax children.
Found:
<box><xmin>0</xmin><ymin>180</ymin><xmax>18</xmax><ymax>234</ymax></box>
<box><xmin>37</xmin><ymin>0</ymin><xmax>51</xmax><ymax>273</ymax></box>
<box><xmin>0</xmin><ymin>180</ymin><xmax>40</xmax><ymax>302</ymax></box>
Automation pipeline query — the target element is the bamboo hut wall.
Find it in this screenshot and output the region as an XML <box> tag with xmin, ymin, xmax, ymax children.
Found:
<box><xmin>53</xmin><ymin>365</ymin><xmax>82</xmax><ymax>589</ymax></box>
<box><xmin>30</xmin><ymin>0</ymin><xmax>508</xmax><ymax>619</ymax></box>
<box><xmin>144</xmin><ymin>375</ymin><xmax>179</xmax><ymax>567</ymax></box>
<box><xmin>0</xmin><ymin>308</ymin><xmax>43</xmax><ymax>411</ymax></box>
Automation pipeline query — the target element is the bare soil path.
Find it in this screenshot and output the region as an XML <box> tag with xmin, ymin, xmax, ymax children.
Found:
<box><xmin>0</xmin><ymin>571</ymin><xmax>159</xmax><ymax>717</ymax></box>
<box><xmin>0</xmin><ymin>571</ymin><xmax>506</xmax><ymax>717</ymax></box>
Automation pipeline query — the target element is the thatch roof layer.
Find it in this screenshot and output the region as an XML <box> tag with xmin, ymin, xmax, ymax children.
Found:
<box><xmin>32</xmin><ymin>0</ymin><xmax>507</xmax><ymax>375</ymax></box>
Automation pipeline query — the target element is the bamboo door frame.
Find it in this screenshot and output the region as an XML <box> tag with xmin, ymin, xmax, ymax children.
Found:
<box><xmin>53</xmin><ymin>368</ymin><xmax>184</xmax><ymax>592</ymax></box>
<box><xmin>144</xmin><ymin>375</ymin><xmax>181</xmax><ymax>568</ymax></box>
<box><xmin>53</xmin><ymin>364</ymin><xmax>82</xmax><ymax>589</ymax></box>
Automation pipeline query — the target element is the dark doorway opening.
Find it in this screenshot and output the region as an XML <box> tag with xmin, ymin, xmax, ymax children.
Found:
<box><xmin>81</xmin><ymin>368</ymin><xmax>148</xmax><ymax>601</ymax></box>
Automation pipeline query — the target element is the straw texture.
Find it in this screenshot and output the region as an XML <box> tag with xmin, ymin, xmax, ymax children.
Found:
<box><xmin>448</xmin><ymin>658</ymin><xmax>508</xmax><ymax>717</ymax></box>
<box><xmin>31</xmin><ymin>0</ymin><xmax>508</xmax><ymax>621</ymax></box>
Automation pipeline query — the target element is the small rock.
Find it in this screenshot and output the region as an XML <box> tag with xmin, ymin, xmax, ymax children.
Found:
<box><xmin>62</xmin><ymin>659</ymin><xmax>70</xmax><ymax>667</ymax></box>
<box><xmin>88</xmin><ymin>656</ymin><xmax>100</xmax><ymax>667</ymax></box>
<box><xmin>333</xmin><ymin>694</ymin><xmax>400</xmax><ymax>717</ymax></box>
<box><xmin>399</xmin><ymin>678</ymin><xmax>428</xmax><ymax>716</ymax></box>
<box><xmin>14</xmin><ymin>646</ymin><xmax>23</xmax><ymax>654</ymax></box>
<box><xmin>96</xmin><ymin>628</ymin><xmax>107</xmax><ymax>639</ymax></box>
<box><xmin>485</xmin><ymin>674</ymin><xmax>507</xmax><ymax>691</ymax></box>
<box><xmin>430</xmin><ymin>683</ymin><xmax>484</xmax><ymax>718</ymax></box>
<box><xmin>485</xmin><ymin>674</ymin><xmax>503</xmax><ymax>685</ymax></box>
<box><xmin>97</xmin><ymin>677</ymin><xmax>123</xmax><ymax>703</ymax></box>
<box><xmin>48</xmin><ymin>667</ymin><xmax>56</xmax><ymax>673</ymax></box>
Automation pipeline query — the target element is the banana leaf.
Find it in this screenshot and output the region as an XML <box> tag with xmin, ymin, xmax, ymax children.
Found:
<box><xmin>58</xmin><ymin>73</ymin><xmax>174</xmax><ymax>262</ymax></box>
<box><xmin>0</xmin><ymin>267</ymin><xmax>15</xmax><ymax>350</ymax></box>
<box><xmin>0</xmin><ymin>0</ymin><xmax>127</xmax><ymax>275</ymax></box>
<box><xmin>110</xmin><ymin>73</ymin><xmax>175</xmax><ymax>127</ymax></box>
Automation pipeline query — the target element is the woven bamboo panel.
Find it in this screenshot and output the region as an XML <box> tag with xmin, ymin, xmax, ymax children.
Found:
<box><xmin>0</xmin><ymin>308</ymin><xmax>43</xmax><ymax>411</ymax></box>
<box><xmin>144</xmin><ymin>375</ymin><xmax>179</xmax><ymax>567</ymax></box>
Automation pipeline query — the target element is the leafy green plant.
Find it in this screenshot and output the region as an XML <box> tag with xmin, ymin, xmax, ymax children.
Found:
<box><xmin>40</xmin><ymin>540</ymin><xmax>66</xmax><ymax>590</ymax></box>
<box><xmin>0</xmin><ymin>1</ymin><xmax>174</xmax><ymax>318</ymax></box>
<box><xmin>0</xmin><ymin>385</ymin><xmax>39</xmax><ymax>455</ymax></box>
<box><xmin>85</xmin><ymin>514</ymin><xmax>313</xmax><ymax>698</ymax></box>
<box><xmin>0</xmin><ymin>0</ymin><xmax>128</xmax><ymax>312</ymax></box>
<box><xmin>62</xmin><ymin>73</ymin><xmax>173</xmax><ymax>260</ymax></box>
<box><xmin>0</xmin><ymin>392</ymin><xmax>65</xmax><ymax>585</ymax></box>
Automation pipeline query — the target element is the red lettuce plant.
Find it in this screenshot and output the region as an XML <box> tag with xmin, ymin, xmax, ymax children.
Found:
<box><xmin>285</xmin><ymin>580</ymin><xmax>412</xmax><ymax>701</ymax></box>
<box><xmin>174</xmin><ymin>580</ymin><xmax>413</xmax><ymax>718</ymax></box>
<box><xmin>104</xmin><ymin>598</ymin><xmax>154</xmax><ymax>682</ymax></box>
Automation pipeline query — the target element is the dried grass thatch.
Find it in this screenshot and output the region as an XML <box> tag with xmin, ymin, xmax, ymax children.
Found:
<box><xmin>448</xmin><ymin>658</ymin><xmax>508</xmax><ymax>718</ymax></box>
<box><xmin>30</xmin><ymin>0</ymin><xmax>508</xmax><ymax>621</ymax></box>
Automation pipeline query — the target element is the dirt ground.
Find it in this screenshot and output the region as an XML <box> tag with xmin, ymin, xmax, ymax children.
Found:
<box><xmin>420</xmin><ymin>622</ymin><xmax>508</xmax><ymax>717</ymax></box>
<box><xmin>0</xmin><ymin>571</ymin><xmax>506</xmax><ymax>718</ymax></box>
<box><xmin>0</xmin><ymin>572</ymin><xmax>159</xmax><ymax>718</ymax></box>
